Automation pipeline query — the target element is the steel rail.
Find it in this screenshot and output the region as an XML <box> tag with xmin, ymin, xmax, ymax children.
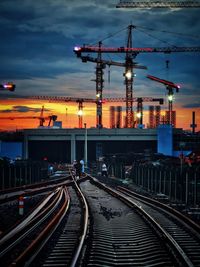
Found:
<box><xmin>0</xmin><ymin>187</ymin><xmax>65</xmax><ymax>261</ymax></box>
<box><xmin>12</xmin><ymin>187</ymin><xmax>70</xmax><ymax>267</ymax></box>
<box><xmin>0</xmin><ymin>189</ymin><xmax>59</xmax><ymax>247</ymax></box>
<box><xmin>0</xmin><ymin>175</ymin><xmax>72</xmax><ymax>204</ymax></box>
<box><xmin>69</xmin><ymin>172</ymin><xmax>89</xmax><ymax>267</ymax></box>
<box><xmin>87</xmin><ymin>175</ymin><xmax>196</xmax><ymax>267</ymax></box>
<box><xmin>117</xmin><ymin>186</ymin><xmax>200</xmax><ymax>235</ymax></box>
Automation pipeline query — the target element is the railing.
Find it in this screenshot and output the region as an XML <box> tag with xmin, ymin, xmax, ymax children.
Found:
<box><xmin>0</xmin><ymin>160</ymin><xmax>49</xmax><ymax>190</ymax></box>
<box><xmin>130</xmin><ymin>162</ymin><xmax>200</xmax><ymax>207</ymax></box>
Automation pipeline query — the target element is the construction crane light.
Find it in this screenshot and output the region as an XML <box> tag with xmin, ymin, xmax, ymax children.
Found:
<box><xmin>168</xmin><ymin>95</ymin><xmax>173</xmax><ymax>102</ymax></box>
<box><xmin>125</xmin><ymin>71</ymin><xmax>132</xmax><ymax>80</ymax></box>
<box><xmin>0</xmin><ymin>83</ymin><xmax>15</xmax><ymax>91</ymax></box>
<box><xmin>96</xmin><ymin>93</ymin><xmax>101</xmax><ymax>98</ymax></box>
<box><xmin>74</xmin><ymin>46</ymin><xmax>81</xmax><ymax>51</ymax></box>
<box><xmin>77</xmin><ymin>110</ymin><xmax>83</xmax><ymax>116</ymax></box>
<box><xmin>136</xmin><ymin>112</ymin><xmax>142</xmax><ymax>118</ymax></box>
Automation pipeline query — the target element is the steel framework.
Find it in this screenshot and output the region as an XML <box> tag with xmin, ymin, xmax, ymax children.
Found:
<box><xmin>74</xmin><ymin>40</ymin><xmax>200</xmax><ymax>127</ymax></box>
<box><xmin>30</xmin><ymin>95</ymin><xmax>163</xmax><ymax>128</ymax></box>
<box><xmin>116</xmin><ymin>1</ymin><xmax>200</xmax><ymax>8</ymax></box>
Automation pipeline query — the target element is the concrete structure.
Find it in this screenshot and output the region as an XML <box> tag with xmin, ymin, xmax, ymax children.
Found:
<box><xmin>23</xmin><ymin>128</ymin><xmax>158</xmax><ymax>163</ymax></box>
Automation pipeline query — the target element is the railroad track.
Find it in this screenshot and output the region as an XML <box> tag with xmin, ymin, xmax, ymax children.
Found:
<box><xmin>77</xmin><ymin>177</ymin><xmax>178</xmax><ymax>266</ymax></box>
<box><xmin>1</xmin><ymin>172</ymin><xmax>199</xmax><ymax>266</ymax></box>
<box><xmin>29</xmin><ymin>176</ymin><xmax>88</xmax><ymax>267</ymax></box>
<box><xmin>0</xmin><ymin>170</ymin><xmax>71</xmax><ymax>204</ymax></box>
<box><xmin>0</xmin><ymin>186</ymin><xmax>70</xmax><ymax>266</ymax></box>
<box><xmin>117</xmin><ymin>185</ymin><xmax>200</xmax><ymax>267</ymax></box>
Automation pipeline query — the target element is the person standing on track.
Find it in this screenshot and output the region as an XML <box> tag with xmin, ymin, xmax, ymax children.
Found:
<box><xmin>74</xmin><ymin>160</ymin><xmax>82</xmax><ymax>179</ymax></box>
<box><xmin>80</xmin><ymin>159</ymin><xmax>85</xmax><ymax>173</ymax></box>
<box><xmin>101</xmin><ymin>163</ymin><xmax>108</xmax><ymax>177</ymax></box>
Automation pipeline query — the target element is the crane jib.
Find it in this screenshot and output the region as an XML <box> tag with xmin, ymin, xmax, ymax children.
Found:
<box><xmin>74</xmin><ymin>46</ymin><xmax>200</xmax><ymax>53</ymax></box>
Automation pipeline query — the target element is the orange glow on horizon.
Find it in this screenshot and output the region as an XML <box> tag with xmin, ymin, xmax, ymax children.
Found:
<box><xmin>0</xmin><ymin>98</ymin><xmax>199</xmax><ymax>131</ymax></box>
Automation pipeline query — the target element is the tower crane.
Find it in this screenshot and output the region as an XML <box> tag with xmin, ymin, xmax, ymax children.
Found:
<box><xmin>147</xmin><ymin>75</ymin><xmax>180</xmax><ymax>125</ymax></box>
<box><xmin>74</xmin><ymin>25</ymin><xmax>200</xmax><ymax>128</ymax></box>
<box><xmin>0</xmin><ymin>106</ymin><xmax>57</xmax><ymax>127</ymax></box>
<box><xmin>30</xmin><ymin>95</ymin><xmax>163</xmax><ymax>128</ymax></box>
<box><xmin>0</xmin><ymin>115</ymin><xmax>57</xmax><ymax>127</ymax></box>
<box><xmin>116</xmin><ymin>1</ymin><xmax>200</xmax><ymax>8</ymax></box>
<box><xmin>78</xmin><ymin>43</ymin><xmax>147</xmax><ymax>128</ymax></box>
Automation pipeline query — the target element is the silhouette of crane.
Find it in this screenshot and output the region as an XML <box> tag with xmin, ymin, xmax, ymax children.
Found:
<box><xmin>74</xmin><ymin>24</ymin><xmax>200</xmax><ymax>128</ymax></box>
<box><xmin>30</xmin><ymin>95</ymin><xmax>163</xmax><ymax>128</ymax></box>
<box><xmin>147</xmin><ymin>75</ymin><xmax>180</xmax><ymax>125</ymax></box>
<box><xmin>0</xmin><ymin>106</ymin><xmax>57</xmax><ymax>127</ymax></box>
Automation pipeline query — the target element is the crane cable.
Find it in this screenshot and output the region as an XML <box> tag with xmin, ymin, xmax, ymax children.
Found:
<box><xmin>90</xmin><ymin>24</ymin><xmax>200</xmax><ymax>48</ymax></box>
<box><xmin>90</xmin><ymin>25</ymin><xmax>128</xmax><ymax>46</ymax></box>
<box><xmin>135</xmin><ymin>27</ymin><xmax>178</xmax><ymax>47</ymax></box>
<box><xmin>135</xmin><ymin>25</ymin><xmax>200</xmax><ymax>40</ymax></box>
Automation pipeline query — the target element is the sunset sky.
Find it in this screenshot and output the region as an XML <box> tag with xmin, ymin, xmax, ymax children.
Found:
<box><xmin>0</xmin><ymin>0</ymin><xmax>199</xmax><ymax>131</ymax></box>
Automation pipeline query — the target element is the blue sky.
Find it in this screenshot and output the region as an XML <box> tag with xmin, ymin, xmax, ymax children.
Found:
<box><xmin>0</xmin><ymin>0</ymin><xmax>199</xmax><ymax>127</ymax></box>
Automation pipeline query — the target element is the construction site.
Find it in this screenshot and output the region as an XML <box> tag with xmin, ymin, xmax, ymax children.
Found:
<box><xmin>0</xmin><ymin>1</ymin><xmax>199</xmax><ymax>164</ymax></box>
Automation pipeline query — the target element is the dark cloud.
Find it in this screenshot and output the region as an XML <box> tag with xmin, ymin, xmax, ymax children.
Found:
<box><xmin>0</xmin><ymin>105</ymin><xmax>50</xmax><ymax>113</ymax></box>
<box><xmin>182</xmin><ymin>103</ymin><xmax>200</xmax><ymax>108</ymax></box>
<box><xmin>0</xmin><ymin>0</ymin><xmax>199</xmax><ymax>112</ymax></box>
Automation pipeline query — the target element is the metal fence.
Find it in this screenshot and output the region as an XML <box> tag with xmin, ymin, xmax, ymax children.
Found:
<box><xmin>0</xmin><ymin>160</ymin><xmax>49</xmax><ymax>190</ymax></box>
<box><xmin>130</xmin><ymin>162</ymin><xmax>200</xmax><ymax>207</ymax></box>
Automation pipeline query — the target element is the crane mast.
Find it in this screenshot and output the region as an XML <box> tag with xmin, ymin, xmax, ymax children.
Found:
<box><xmin>74</xmin><ymin>23</ymin><xmax>200</xmax><ymax>128</ymax></box>
<box><xmin>125</xmin><ymin>25</ymin><xmax>135</xmax><ymax>127</ymax></box>
<box><xmin>96</xmin><ymin>42</ymin><xmax>105</xmax><ymax>128</ymax></box>
<box><xmin>116</xmin><ymin>1</ymin><xmax>200</xmax><ymax>8</ymax></box>
<box><xmin>147</xmin><ymin>75</ymin><xmax>180</xmax><ymax>126</ymax></box>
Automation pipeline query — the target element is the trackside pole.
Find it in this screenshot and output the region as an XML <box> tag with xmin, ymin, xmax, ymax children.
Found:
<box><xmin>19</xmin><ymin>196</ymin><xmax>24</xmax><ymax>216</ymax></box>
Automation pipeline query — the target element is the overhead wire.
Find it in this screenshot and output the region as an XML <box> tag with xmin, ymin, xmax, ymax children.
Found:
<box><xmin>135</xmin><ymin>25</ymin><xmax>200</xmax><ymax>40</ymax></box>
<box><xmin>135</xmin><ymin>27</ymin><xmax>178</xmax><ymax>47</ymax></box>
<box><xmin>90</xmin><ymin>25</ymin><xmax>128</xmax><ymax>46</ymax></box>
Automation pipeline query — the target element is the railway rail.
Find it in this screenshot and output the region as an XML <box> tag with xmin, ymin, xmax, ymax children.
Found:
<box><xmin>0</xmin><ymin>186</ymin><xmax>69</xmax><ymax>266</ymax></box>
<box><xmin>117</xmin><ymin>186</ymin><xmax>200</xmax><ymax>267</ymax></box>
<box><xmin>0</xmin><ymin>171</ymin><xmax>199</xmax><ymax>266</ymax></box>
<box><xmin>0</xmin><ymin>170</ymin><xmax>71</xmax><ymax>204</ymax></box>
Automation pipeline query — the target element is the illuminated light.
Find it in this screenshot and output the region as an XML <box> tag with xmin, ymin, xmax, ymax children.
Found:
<box><xmin>96</xmin><ymin>93</ymin><xmax>100</xmax><ymax>98</ymax></box>
<box><xmin>168</xmin><ymin>95</ymin><xmax>173</xmax><ymax>102</ymax></box>
<box><xmin>74</xmin><ymin>46</ymin><xmax>81</xmax><ymax>51</ymax></box>
<box><xmin>77</xmin><ymin>110</ymin><xmax>83</xmax><ymax>116</ymax></box>
<box><xmin>136</xmin><ymin>112</ymin><xmax>142</xmax><ymax>118</ymax></box>
<box><xmin>3</xmin><ymin>83</ymin><xmax>15</xmax><ymax>91</ymax></box>
<box><xmin>125</xmin><ymin>71</ymin><xmax>132</xmax><ymax>79</ymax></box>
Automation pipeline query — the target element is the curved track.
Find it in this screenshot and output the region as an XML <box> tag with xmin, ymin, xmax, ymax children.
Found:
<box><xmin>0</xmin><ymin>186</ymin><xmax>69</xmax><ymax>266</ymax></box>
<box><xmin>1</xmin><ymin>172</ymin><xmax>199</xmax><ymax>266</ymax></box>
<box><xmin>79</xmin><ymin>177</ymin><xmax>176</xmax><ymax>266</ymax></box>
<box><xmin>117</xmin><ymin>185</ymin><xmax>200</xmax><ymax>267</ymax></box>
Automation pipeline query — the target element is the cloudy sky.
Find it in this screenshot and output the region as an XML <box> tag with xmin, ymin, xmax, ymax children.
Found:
<box><xmin>0</xmin><ymin>0</ymin><xmax>199</xmax><ymax>130</ymax></box>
